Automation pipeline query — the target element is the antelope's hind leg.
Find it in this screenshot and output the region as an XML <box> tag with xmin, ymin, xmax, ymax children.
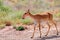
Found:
<box><xmin>52</xmin><ymin>20</ymin><xmax>59</xmax><ymax>35</ymax></box>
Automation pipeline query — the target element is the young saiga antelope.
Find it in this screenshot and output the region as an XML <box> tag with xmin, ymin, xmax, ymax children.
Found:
<box><xmin>22</xmin><ymin>9</ymin><xmax>58</xmax><ymax>38</ymax></box>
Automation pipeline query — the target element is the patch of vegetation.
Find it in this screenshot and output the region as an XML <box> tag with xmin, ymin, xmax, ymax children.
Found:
<box><xmin>16</xmin><ymin>26</ymin><xmax>25</xmax><ymax>31</ymax></box>
<box><xmin>20</xmin><ymin>18</ymin><xmax>32</xmax><ymax>24</ymax></box>
<box><xmin>5</xmin><ymin>21</ymin><xmax>11</xmax><ymax>26</ymax></box>
<box><xmin>56</xmin><ymin>13</ymin><xmax>60</xmax><ymax>17</ymax></box>
<box><xmin>0</xmin><ymin>24</ymin><xmax>5</xmax><ymax>29</ymax></box>
<box><xmin>53</xmin><ymin>12</ymin><xmax>60</xmax><ymax>18</ymax></box>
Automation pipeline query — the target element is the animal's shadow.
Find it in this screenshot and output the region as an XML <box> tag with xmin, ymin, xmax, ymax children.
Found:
<box><xmin>34</xmin><ymin>35</ymin><xmax>60</xmax><ymax>40</ymax></box>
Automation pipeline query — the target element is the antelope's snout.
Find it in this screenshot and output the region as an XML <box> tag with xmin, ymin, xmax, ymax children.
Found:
<box><xmin>22</xmin><ymin>17</ymin><xmax>25</xmax><ymax>19</ymax></box>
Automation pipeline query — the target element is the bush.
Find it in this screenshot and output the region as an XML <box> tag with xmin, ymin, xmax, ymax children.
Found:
<box><xmin>5</xmin><ymin>21</ymin><xmax>11</xmax><ymax>26</ymax></box>
<box><xmin>16</xmin><ymin>26</ymin><xmax>25</xmax><ymax>31</ymax></box>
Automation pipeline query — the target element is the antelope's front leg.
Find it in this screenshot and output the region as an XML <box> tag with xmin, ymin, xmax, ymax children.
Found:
<box><xmin>31</xmin><ymin>21</ymin><xmax>37</xmax><ymax>38</ymax></box>
<box><xmin>38</xmin><ymin>23</ymin><xmax>41</xmax><ymax>38</ymax></box>
<box><xmin>45</xmin><ymin>22</ymin><xmax>51</xmax><ymax>36</ymax></box>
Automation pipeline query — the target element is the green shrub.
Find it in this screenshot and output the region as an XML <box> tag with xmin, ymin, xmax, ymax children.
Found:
<box><xmin>16</xmin><ymin>26</ymin><xmax>25</xmax><ymax>31</ymax></box>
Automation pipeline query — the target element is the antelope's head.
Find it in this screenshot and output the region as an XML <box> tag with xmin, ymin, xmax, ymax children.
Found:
<box><xmin>22</xmin><ymin>9</ymin><xmax>30</xmax><ymax>19</ymax></box>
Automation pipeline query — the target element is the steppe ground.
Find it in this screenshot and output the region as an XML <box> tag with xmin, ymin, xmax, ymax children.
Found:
<box><xmin>0</xmin><ymin>22</ymin><xmax>60</xmax><ymax>40</ymax></box>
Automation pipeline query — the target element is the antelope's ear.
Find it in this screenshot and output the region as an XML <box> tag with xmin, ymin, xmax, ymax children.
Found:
<box><xmin>27</xmin><ymin>9</ymin><xmax>30</xmax><ymax>12</ymax></box>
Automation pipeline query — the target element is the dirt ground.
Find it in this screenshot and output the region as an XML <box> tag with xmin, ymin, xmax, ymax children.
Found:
<box><xmin>0</xmin><ymin>22</ymin><xmax>60</xmax><ymax>40</ymax></box>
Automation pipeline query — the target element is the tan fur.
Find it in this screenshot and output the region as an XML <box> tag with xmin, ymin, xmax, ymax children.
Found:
<box><xmin>22</xmin><ymin>9</ymin><xmax>58</xmax><ymax>38</ymax></box>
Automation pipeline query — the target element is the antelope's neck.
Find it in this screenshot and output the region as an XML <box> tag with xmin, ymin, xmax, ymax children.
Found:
<box><xmin>29</xmin><ymin>13</ymin><xmax>34</xmax><ymax>18</ymax></box>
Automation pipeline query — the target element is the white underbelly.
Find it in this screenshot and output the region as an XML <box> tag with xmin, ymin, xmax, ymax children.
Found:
<box><xmin>33</xmin><ymin>20</ymin><xmax>49</xmax><ymax>27</ymax></box>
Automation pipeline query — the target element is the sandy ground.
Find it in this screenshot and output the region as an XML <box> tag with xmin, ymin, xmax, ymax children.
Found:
<box><xmin>0</xmin><ymin>22</ymin><xmax>60</xmax><ymax>40</ymax></box>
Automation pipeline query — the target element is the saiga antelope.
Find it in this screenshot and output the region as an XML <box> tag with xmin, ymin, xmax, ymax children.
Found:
<box><xmin>22</xmin><ymin>9</ymin><xmax>58</xmax><ymax>38</ymax></box>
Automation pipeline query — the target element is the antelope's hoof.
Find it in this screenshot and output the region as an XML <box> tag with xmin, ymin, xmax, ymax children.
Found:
<box><xmin>57</xmin><ymin>33</ymin><xmax>59</xmax><ymax>35</ymax></box>
<box><xmin>31</xmin><ymin>37</ymin><xmax>33</xmax><ymax>38</ymax></box>
<box><xmin>40</xmin><ymin>36</ymin><xmax>41</xmax><ymax>38</ymax></box>
<box><xmin>45</xmin><ymin>35</ymin><xmax>47</xmax><ymax>36</ymax></box>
